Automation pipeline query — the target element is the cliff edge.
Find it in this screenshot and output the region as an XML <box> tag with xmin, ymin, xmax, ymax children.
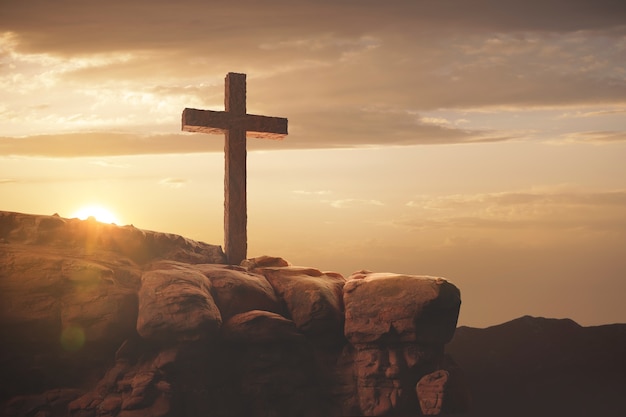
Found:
<box><xmin>0</xmin><ymin>211</ymin><xmax>466</xmax><ymax>417</ymax></box>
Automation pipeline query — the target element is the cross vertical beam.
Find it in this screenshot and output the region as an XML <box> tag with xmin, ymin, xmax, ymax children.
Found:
<box><xmin>182</xmin><ymin>73</ymin><xmax>288</xmax><ymax>265</ymax></box>
<box><xmin>224</xmin><ymin>73</ymin><xmax>247</xmax><ymax>266</ymax></box>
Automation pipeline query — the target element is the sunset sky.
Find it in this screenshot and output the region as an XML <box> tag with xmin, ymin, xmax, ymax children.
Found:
<box><xmin>1</xmin><ymin>0</ymin><xmax>625</xmax><ymax>327</ymax></box>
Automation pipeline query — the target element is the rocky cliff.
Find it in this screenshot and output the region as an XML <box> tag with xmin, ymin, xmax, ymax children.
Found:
<box><xmin>0</xmin><ymin>211</ymin><xmax>466</xmax><ymax>417</ymax></box>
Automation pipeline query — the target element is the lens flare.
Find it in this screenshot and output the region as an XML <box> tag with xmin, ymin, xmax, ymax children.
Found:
<box><xmin>60</xmin><ymin>325</ymin><xmax>86</xmax><ymax>352</ymax></box>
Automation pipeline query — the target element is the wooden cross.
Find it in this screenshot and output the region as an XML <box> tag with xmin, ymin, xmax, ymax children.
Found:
<box><xmin>182</xmin><ymin>72</ymin><xmax>288</xmax><ymax>265</ymax></box>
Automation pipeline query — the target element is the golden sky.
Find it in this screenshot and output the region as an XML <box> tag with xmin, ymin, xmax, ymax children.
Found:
<box><xmin>1</xmin><ymin>0</ymin><xmax>625</xmax><ymax>327</ymax></box>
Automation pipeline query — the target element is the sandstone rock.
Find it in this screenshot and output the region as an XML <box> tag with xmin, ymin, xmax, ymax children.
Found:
<box><xmin>254</xmin><ymin>266</ymin><xmax>345</xmax><ymax>340</ymax></box>
<box><xmin>68</xmin><ymin>342</ymin><xmax>181</xmax><ymax>417</ymax></box>
<box><xmin>0</xmin><ymin>211</ymin><xmax>465</xmax><ymax>417</ymax></box>
<box><xmin>343</xmin><ymin>272</ymin><xmax>461</xmax><ymax>416</ymax></box>
<box><xmin>136</xmin><ymin>268</ymin><xmax>221</xmax><ymax>342</ymax></box>
<box><xmin>98</xmin><ymin>393</ymin><xmax>122</xmax><ymax>415</ymax></box>
<box><xmin>352</xmin><ymin>344</ymin><xmax>439</xmax><ymax>416</ymax></box>
<box><xmin>0</xmin><ymin>250</ymin><xmax>137</xmax><ymax>345</ymax></box>
<box><xmin>241</xmin><ymin>255</ymin><xmax>291</xmax><ymax>269</ymax></box>
<box><xmin>221</xmin><ymin>310</ymin><xmax>303</xmax><ymax>344</ymax></box>
<box><xmin>416</xmin><ymin>369</ymin><xmax>449</xmax><ymax>415</ymax></box>
<box><xmin>58</xmin><ymin>260</ymin><xmax>138</xmax><ymax>346</ymax></box>
<box><xmin>344</xmin><ymin>271</ymin><xmax>461</xmax><ymax>345</ymax></box>
<box><xmin>0</xmin><ymin>211</ymin><xmax>226</xmax><ymax>265</ymax></box>
<box><xmin>0</xmin><ymin>247</ymin><xmax>138</xmax><ymax>401</ymax></box>
<box><xmin>151</xmin><ymin>347</ymin><xmax>179</xmax><ymax>373</ymax></box>
<box><xmin>118</xmin><ymin>395</ymin><xmax>170</xmax><ymax>417</ymax></box>
<box><xmin>222</xmin><ymin>311</ymin><xmax>328</xmax><ymax>417</ymax></box>
<box><xmin>120</xmin><ymin>371</ymin><xmax>157</xmax><ymax>410</ymax></box>
<box><xmin>193</xmin><ymin>264</ymin><xmax>282</xmax><ymax>321</ymax></box>
<box><xmin>4</xmin><ymin>389</ymin><xmax>83</xmax><ymax>417</ymax></box>
<box><xmin>0</xmin><ymin>249</ymin><xmax>66</xmax><ymax>338</ymax></box>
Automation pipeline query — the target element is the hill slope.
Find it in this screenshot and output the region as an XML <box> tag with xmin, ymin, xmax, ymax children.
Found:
<box><xmin>446</xmin><ymin>315</ymin><xmax>626</xmax><ymax>416</ymax></box>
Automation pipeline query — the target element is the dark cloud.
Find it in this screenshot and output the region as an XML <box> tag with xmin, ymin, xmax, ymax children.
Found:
<box><xmin>0</xmin><ymin>113</ymin><xmax>514</xmax><ymax>157</ymax></box>
<box><xmin>1</xmin><ymin>0</ymin><xmax>625</xmax><ymax>154</ymax></box>
<box><xmin>2</xmin><ymin>1</ymin><xmax>625</xmax><ymax>56</ymax></box>
<box><xmin>287</xmin><ymin>108</ymin><xmax>513</xmax><ymax>147</ymax></box>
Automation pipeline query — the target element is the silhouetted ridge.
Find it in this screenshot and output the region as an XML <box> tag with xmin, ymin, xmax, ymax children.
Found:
<box><xmin>447</xmin><ymin>315</ymin><xmax>626</xmax><ymax>417</ymax></box>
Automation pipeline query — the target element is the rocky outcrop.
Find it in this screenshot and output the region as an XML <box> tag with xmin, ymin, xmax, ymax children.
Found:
<box><xmin>343</xmin><ymin>270</ymin><xmax>462</xmax><ymax>416</ymax></box>
<box><xmin>0</xmin><ymin>211</ymin><xmax>466</xmax><ymax>416</ymax></box>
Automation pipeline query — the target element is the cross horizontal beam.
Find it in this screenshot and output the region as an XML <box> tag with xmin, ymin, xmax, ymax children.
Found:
<box><xmin>182</xmin><ymin>108</ymin><xmax>287</xmax><ymax>140</ymax></box>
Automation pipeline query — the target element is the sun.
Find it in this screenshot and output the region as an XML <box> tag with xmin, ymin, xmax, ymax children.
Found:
<box><xmin>71</xmin><ymin>205</ymin><xmax>120</xmax><ymax>224</ymax></box>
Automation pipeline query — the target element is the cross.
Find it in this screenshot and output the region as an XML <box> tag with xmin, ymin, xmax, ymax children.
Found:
<box><xmin>182</xmin><ymin>72</ymin><xmax>288</xmax><ymax>265</ymax></box>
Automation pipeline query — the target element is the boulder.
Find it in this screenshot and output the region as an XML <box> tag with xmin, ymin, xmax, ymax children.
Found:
<box><xmin>241</xmin><ymin>255</ymin><xmax>291</xmax><ymax>269</ymax></box>
<box><xmin>136</xmin><ymin>268</ymin><xmax>221</xmax><ymax>342</ymax></box>
<box><xmin>221</xmin><ymin>310</ymin><xmax>303</xmax><ymax>344</ymax></box>
<box><xmin>417</xmin><ymin>370</ymin><xmax>449</xmax><ymax>415</ymax></box>
<box><xmin>221</xmin><ymin>311</ymin><xmax>327</xmax><ymax>417</ymax></box>
<box><xmin>194</xmin><ymin>264</ymin><xmax>282</xmax><ymax>321</ymax></box>
<box><xmin>343</xmin><ymin>271</ymin><xmax>461</xmax><ymax>416</ymax></box>
<box><xmin>344</xmin><ymin>271</ymin><xmax>461</xmax><ymax>345</ymax></box>
<box><xmin>254</xmin><ymin>266</ymin><xmax>345</xmax><ymax>340</ymax></box>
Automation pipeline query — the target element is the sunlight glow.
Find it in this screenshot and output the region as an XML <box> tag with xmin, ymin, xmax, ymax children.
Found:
<box><xmin>60</xmin><ymin>325</ymin><xmax>85</xmax><ymax>352</ymax></box>
<box><xmin>71</xmin><ymin>205</ymin><xmax>120</xmax><ymax>224</ymax></box>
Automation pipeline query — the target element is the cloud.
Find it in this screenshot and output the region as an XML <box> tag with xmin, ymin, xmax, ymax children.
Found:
<box><xmin>160</xmin><ymin>178</ymin><xmax>188</xmax><ymax>188</ymax></box>
<box><xmin>3</xmin><ymin>1</ymin><xmax>625</xmax><ymax>57</ymax></box>
<box><xmin>89</xmin><ymin>160</ymin><xmax>130</xmax><ymax>168</ymax></box>
<box><xmin>557</xmin><ymin>108</ymin><xmax>626</xmax><ymax>119</ymax></box>
<box><xmin>561</xmin><ymin>131</ymin><xmax>626</xmax><ymax>144</ymax></box>
<box><xmin>293</xmin><ymin>190</ymin><xmax>331</xmax><ymax>195</ymax></box>
<box><xmin>409</xmin><ymin>190</ymin><xmax>626</xmax><ymax>209</ymax></box>
<box><xmin>402</xmin><ymin>189</ymin><xmax>626</xmax><ymax>233</ymax></box>
<box><xmin>0</xmin><ymin>114</ymin><xmax>519</xmax><ymax>157</ymax></box>
<box><xmin>328</xmin><ymin>199</ymin><xmax>384</xmax><ymax>209</ymax></box>
<box><xmin>0</xmin><ymin>1</ymin><xmax>625</xmax><ymax>154</ymax></box>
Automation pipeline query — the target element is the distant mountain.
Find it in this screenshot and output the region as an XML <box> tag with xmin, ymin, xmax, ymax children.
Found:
<box><xmin>446</xmin><ymin>315</ymin><xmax>626</xmax><ymax>416</ymax></box>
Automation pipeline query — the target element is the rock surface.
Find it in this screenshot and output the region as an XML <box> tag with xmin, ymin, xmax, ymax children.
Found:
<box><xmin>137</xmin><ymin>268</ymin><xmax>222</xmax><ymax>342</ymax></box>
<box><xmin>344</xmin><ymin>270</ymin><xmax>461</xmax><ymax>345</ymax></box>
<box><xmin>342</xmin><ymin>271</ymin><xmax>462</xmax><ymax>416</ymax></box>
<box><xmin>0</xmin><ymin>211</ymin><xmax>466</xmax><ymax>416</ymax></box>
<box><xmin>417</xmin><ymin>370</ymin><xmax>449</xmax><ymax>415</ymax></box>
<box><xmin>253</xmin><ymin>266</ymin><xmax>345</xmax><ymax>341</ymax></box>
